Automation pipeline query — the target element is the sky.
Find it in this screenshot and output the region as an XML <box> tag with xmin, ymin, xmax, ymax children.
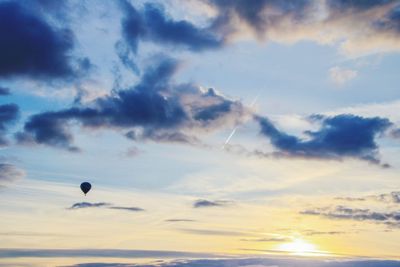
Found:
<box><xmin>1</xmin><ymin>0</ymin><xmax>400</xmax><ymax>266</ymax></box>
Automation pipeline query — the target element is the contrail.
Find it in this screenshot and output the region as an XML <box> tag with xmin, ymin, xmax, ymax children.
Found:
<box><xmin>222</xmin><ymin>94</ymin><xmax>259</xmax><ymax>149</ymax></box>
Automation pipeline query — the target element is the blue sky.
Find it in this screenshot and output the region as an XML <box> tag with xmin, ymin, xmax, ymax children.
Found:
<box><xmin>1</xmin><ymin>0</ymin><xmax>400</xmax><ymax>266</ymax></box>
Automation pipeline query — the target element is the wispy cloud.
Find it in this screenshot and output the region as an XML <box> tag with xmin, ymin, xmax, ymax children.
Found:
<box><xmin>178</xmin><ymin>228</ymin><xmax>246</xmax><ymax>236</ymax></box>
<box><xmin>67</xmin><ymin>202</ymin><xmax>145</xmax><ymax>212</ymax></box>
<box><xmin>193</xmin><ymin>199</ymin><xmax>232</xmax><ymax>208</ymax></box>
<box><xmin>240</xmin><ymin>237</ymin><xmax>291</xmax><ymax>242</ymax></box>
<box><xmin>62</xmin><ymin>257</ymin><xmax>400</xmax><ymax>267</ymax></box>
<box><xmin>109</xmin><ymin>206</ymin><xmax>144</xmax><ymax>212</ymax></box>
<box><xmin>301</xmin><ymin>205</ymin><xmax>400</xmax><ymax>227</ymax></box>
<box><xmin>164</xmin><ymin>219</ymin><xmax>196</xmax><ymax>222</ymax></box>
<box><xmin>0</xmin><ymin>249</ymin><xmax>216</xmax><ymax>259</ymax></box>
<box><xmin>0</xmin><ymin>163</ymin><xmax>25</xmax><ymax>184</ymax></box>
<box><xmin>336</xmin><ymin>191</ymin><xmax>400</xmax><ymax>204</ymax></box>
<box><xmin>68</xmin><ymin>202</ymin><xmax>111</xmax><ymax>210</ymax></box>
<box><xmin>329</xmin><ymin>66</ymin><xmax>358</xmax><ymax>86</ymax></box>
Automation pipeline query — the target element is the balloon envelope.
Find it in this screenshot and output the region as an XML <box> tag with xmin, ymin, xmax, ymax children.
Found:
<box><xmin>80</xmin><ymin>182</ymin><xmax>91</xmax><ymax>195</ymax></box>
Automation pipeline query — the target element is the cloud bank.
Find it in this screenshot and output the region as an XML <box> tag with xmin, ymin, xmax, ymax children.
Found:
<box><xmin>59</xmin><ymin>257</ymin><xmax>400</xmax><ymax>267</ymax></box>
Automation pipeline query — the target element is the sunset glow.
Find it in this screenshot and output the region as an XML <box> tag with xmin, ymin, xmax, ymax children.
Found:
<box><xmin>1</xmin><ymin>0</ymin><xmax>400</xmax><ymax>266</ymax></box>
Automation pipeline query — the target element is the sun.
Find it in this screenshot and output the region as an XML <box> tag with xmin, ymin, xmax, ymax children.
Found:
<box><xmin>277</xmin><ymin>238</ymin><xmax>319</xmax><ymax>256</ymax></box>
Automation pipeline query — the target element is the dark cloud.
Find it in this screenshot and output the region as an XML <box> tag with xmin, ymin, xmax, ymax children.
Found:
<box><xmin>0</xmin><ymin>163</ymin><xmax>25</xmax><ymax>184</ymax></box>
<box><xmin>141</xmin><ymin>3</ymin><xmax>222</xmax><ymax>51</ymax></box>
<box><xmin>119</xmin><ymin>1</ymin><xmax>223</xmax><ymax>55</ymax></box>
<box><xmin>125</xmin><ymin>130</ymin><xmax>201</xmax><ymax>145</ymax></box>
<box><xmin>15</xmin><ymin>109</ymin><xmax>81</xmax><ymax>152</ymax></box>
<box><xmin>68</xmin><ymin>202</ymin><xmax>145</xmax><ymax>212</ymax></box>
<box><xmin>372</xmin><ymin>5</ymin><xmax>400</xmax><ymax>33</ymax></box>
<box><xmin>0</xmin><ymin>87</ymin><xmax>10</xmax><ymax>96</ymax></box>
<box><xmin>193</xmin><ymin>199</ymin><xmax>231</xmax><ymax>208</ymax></box>
<box><xmin>18</xmin><ymin>57</ymin><xmax>245</xmax><ymax>150</ymax></box>
<box><xmin>119</xmin><ymin>0</ymin><xmax>145</xmax><ymax>54</ymax></box>
<box><xmin>115</xmin><ymin>40</ymin><xmax>139</xmax><ymax>74</ymax></box>
<box><xmin>0</xmin><ymin>1</ymin><xmax>76</xmax><ymax>79</ymax></box>
<box><xmin>301</xmin><ymin>205</ymin><xmax>400</xmax><ymax>227</ymax></box>
<box><xmin>206</xmin><ymin>0</ymin><xmax>314</xmax><ymax>37</ymax></box>
<box><xmin>0</xmin><ymin>104</ymin><xmax>19</xmax><ymax>146</ymax></box>
<box><xmin>255</xmin><ymin>114</ymin><xmax>392</xmax><ymax>164</ymax></box>
<box><xmin>68</xmin><ymin>202</ymin><xmax>111</xmax><ymax>210</ymax></box>
<box><xmin>109</xmin><ymin>206</ymin><xmax>144</xmax><ymax>212</ymax></box>
<box><xmin>335</xmin><ymin>191</ymin><xmax>400</xmax><ymax>204</ymax></box>
<box><xmin>326</xmin><ymin>0</ymin><xmax>394</xmax><ymax>12</ymax></box>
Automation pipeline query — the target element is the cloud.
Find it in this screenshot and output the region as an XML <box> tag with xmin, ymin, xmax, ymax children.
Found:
<box><xmin>68</xmin><ymin>202</ymin><xmax>110</xmax><ymax>210</ymax></box>
<box><xmin>375</xmin><ymin>191</ymin><xmax>400</xmax><ymax>203</ymax></box>
<box><xmin>61</xmin><ymin>257</ymin><xmax>400</xmax><ymax>267</ymax></box>
<box><xmin>165</xmin><ymin>219</ymin><xmax>196</xmax><ymax>222</ymax></box>
<box><xmin>0</xmin><ymin>231</ymin><xmax>76</xmax><ymax>237</ymax></box>
<box><xmin>329</xmin><ymin>66</ymin><xmax>358</xmax><ymax>86</ymax></box>
<box><xmin>0</xmin><ymin>87</ymin><xmax>10</xmax><ymax>96</ymax></box>
<box><xmin>109</xmin><ymin>206</ymin><xmax>144</xmax><ymax>212</ymax></box>
<box><xmin>68</xmin><ymin>202</ymin><xmax>145</xmax><ymax>212</ymax></box>
<box><xmin>119</xmin><ymin>1</ymin><xmax>223</xmax><ymax>55</ymax></box>
<box><xmin>125</xmin><ymin>130</ymin><xmax>202</xmax><ymax>146</ymax></box>
<box><xmin>123</xmin><ymin>146</ymin><xmax>142</xmax><ymax>158</ymax></box>
<box><xmin>255</xmin><ymin>114</ymin><xmax>392</xmax><ymax>165</ymax></box>
<box><xmin>0</xmin><ymin>1</ymin><xmax>76</xmax><ymax>79</ymax></box>
<box><xmin>390</xmin><ymin>128</ymin><xmax>400</xmax><ymax>138</ymax></box>
<box><xmin>203</xmin><ymin>0</ymin><xmax>400</xmax><ymax>56</ymax></box>
<box><xmin>0</xmin><ymin>103</ymin><xmax>19</xmax><ymax>146</ymax></box>
<box><xmin>302</xmin><ymin>230</ymin><xmax>347</xmax><ymax>236</ymax></box>
<box><xmin>240</xmin><ymin>237</ymin><xmax>291</xmax><ymax>242</ymax></box>
<box><xmin>301</xmin><ymin>205</ymin><xmax>400</xmax><ymax>227</ymax></box>
<box><xmin>0</xmin><ymin>248</ymin><xmax>216</xmax><ymax>259</ymax></box>
<box><xmin>178</xmin><ymin>228</ymin><xmax>245</xmax><ymax>236</ymax></box>
<box><xmin>18</xmin><ymin>57</ymin><xmax>246</xmax><ymax>150</ymax></box>
<box><xmin>193</xmin><ymin>199</ymin><xmax>232</xmax><ymax>208</ymax></box>
<box><xmin>336</xmin><ymin>191</ymin><xmax>400</xmax><ymax>204</ymax></box>
<box><xmin>0</xmin><ymin>163</ymin><xmax>25</xmax><ymax>184</ymax></box>
<box><xmin>207</xmin><ymin>0</ymin><xmax>314</xmax><ymax>38</ymax></box>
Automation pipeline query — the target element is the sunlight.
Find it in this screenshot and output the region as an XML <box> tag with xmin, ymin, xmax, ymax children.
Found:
<box><xmin>277</xmin><ymin>238</ymin><xmax>320</xmax><ymax>256</ymax></box>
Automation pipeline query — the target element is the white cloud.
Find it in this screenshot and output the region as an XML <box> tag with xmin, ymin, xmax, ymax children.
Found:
<box><xmin>329</xmin><ymin>66</ymin><xmax>358</xmax><ymax>86</ymax></box>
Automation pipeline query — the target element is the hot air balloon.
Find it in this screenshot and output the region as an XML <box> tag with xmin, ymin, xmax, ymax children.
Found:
<box><xmin>80</xmin><ymin>182</ymin><xmax>91</xmax><ymax>195</ymax></box>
